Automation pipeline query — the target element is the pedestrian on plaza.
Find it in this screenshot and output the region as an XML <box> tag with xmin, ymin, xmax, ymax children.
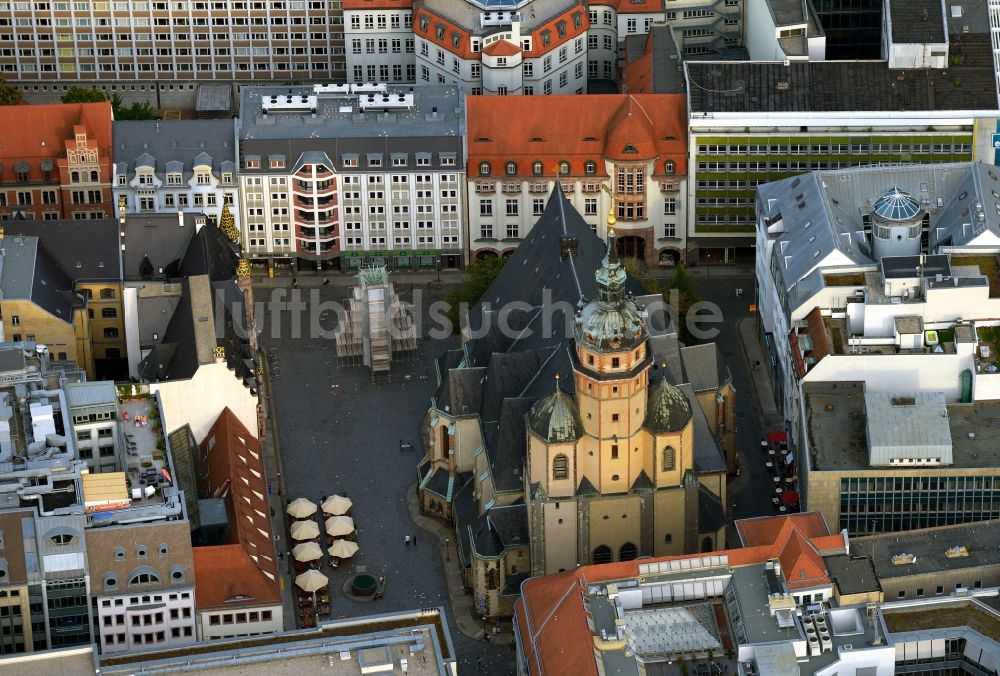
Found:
<box><xmin>753</xmin><ymin>360</ymin><xmax>761</xmax><ymax>369</ymax></box>
<box><xmin>412</xmin><ymin>535</ymin><xmax>417</xmax><ymax>546</ymax></box>
<box><xmin>404</xmin><ymin>535</ymin><xmax>411</xmax><ymax>546</ymax></box>
<box><xmin>477</xmin><ymin>657</ymin><xmax>484</xmax><ymax>672</ymax></box>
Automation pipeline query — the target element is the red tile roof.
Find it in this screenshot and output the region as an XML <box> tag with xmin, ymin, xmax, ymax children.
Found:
<box><xmin>777</xmin><ymin>529</ymin><xmax>830</xmax><ymax>590</ymax></box>
<box><xmin>516</xmin><ymin>513</ymin><xmax>847</xmax><ymax>675</ymax></box>
<box><xmin>199</xmin><ymin>408</ymin><xmax>279</xmax><ymax>593</ymax></box>
<box><xmin>192</xmin><ymin>544</ymin><xmax>281</xmax><ymax>609</ymax></box>
<box><xmin>414</xmin><ymin>7</ymin><xmax>476</xmax><ymax>59</ymax></box>
<box><xmin>0</xmin><ymin>101</ymin><xmax>112</xmax><ymax>184</ymax></box>
<box><xmin>467</xmin><ymin>94</ymin><xmax>687</xmax><ymax>178</ymax></box>
<box><xmin>482</xmin><ymin>39</ymin><xmax>522</xmax><ymax>57</ymax></box>
<box><xmin>522</xmin><ymin>4</ymin><xmax>589</xmax><ymax>59</ymax></box>
<box><xmin>736</xmin><ymin>511</ymin><xmax>831</xmax><ymax>548</ymax></box>
<box><xmin>623</xmin><ymin>33</ymin><xmax>655</xmax><ymax>94</ymax></box>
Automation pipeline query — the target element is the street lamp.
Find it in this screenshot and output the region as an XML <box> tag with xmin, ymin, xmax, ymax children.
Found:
<box><xmin>481</xmin><ymin>615</ymin><xmax>488</xmax><ymax>635</ymax></box>
<box><xmin>706</xmin><ymin>252</ymin><xmax>712</xmax><ymax>278</ymax></box>
<box><xmin>435</xmin><ymin>256</ymin><xmax>442</xmax><ymax>283</ymax></box>
<box><xmin>443</xmin><ymin>538</ymin><xmax>450</xmax><ymax>562</ymax></box>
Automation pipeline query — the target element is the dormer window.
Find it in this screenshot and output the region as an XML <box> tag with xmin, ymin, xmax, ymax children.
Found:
<box><xmin>419</xmin><ymin>15</ymin><xmax>428</xmax><ymax>31</ymax></box>
<box><xmin>269</xmin><ymin>158</ymin><xmax>285</xmax><ymax>169</ymax></box>
<box><xmin>117</xmin><ymin>174</ymin><xmax>127</xmax><ymax>186</ymax></box>
<box><xmin>505</xmin><ymin>161</ymin><xmax>517</xmax><ymax>176</ymax></box>
<box><xmin>245</xmin><ymin>159</ymin><xmax>260</xmax><ymax>169</ymax></box>
<box><xmin>479</xmin><ymin>161</ymin><xmax>491</xmax><ymax>176</ymax></box>
<box><xmin>665</xmin><ymin>160</ymin><xmax>675</xmax><ymax>174</ymax></box>
<box><xmin>221</xmin><ymin>172</ymin><xmax>233</xmax><ymax>184</ymax></box>
<box><xmin>532</xmin><ymin>161</ymin><xmax>543</xmax><ymax>176</ymax></box>
<box><xmin>623</xmin><ymin>144</ymin><xmax>638</xmax><ymax>154</ymax></box>
<box><xmin>559</xmin><ymin>161</ymin><xmax>570</xmax><ymax>176</ymax></box>
<box><xmin>541</xmin><ymin>30</ymin><xmax>551</xmax><ymax>46</ymax></box>
<box><xmin>435</xmin><ymin>24</ymin><xmax>445</xmax><ymax>39</ymax></box>
<box><xmin>584</xmin><ymin>160</ymin><xmax>597</xmax><ymax>175</ymax></box>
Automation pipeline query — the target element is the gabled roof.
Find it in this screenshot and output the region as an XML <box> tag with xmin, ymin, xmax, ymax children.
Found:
<box><xmin>0</xmin><ymin>102</ymin><xmax>112</xmax><ymax>183</ymax></box>
<box><xmin>192</xmin><ymin>544</ymin><xmax>281</xmax><ymax>609</ymax></box>
<box><xmin>197</xmin><ymin>408</ymin><xmax>279</xmax><ymax>594</ymax></box>
<box><xmin>482</xmin><ymin>40</ymin><xmax>520</xmax><ymax>57</ymax></box>
<box><xmin>735</xmin><ymin>511</ymin><xmax>832</xmax><ymax>548</ymax></box>
<box><xmin>776</xmin><ymin>529</ymin><xmax>830</xmax><ymax>590</ymax></box>
<box><xmin>467</xmin><ymin>94</ymin><xmax>686</xmax><ymax>178</ymax></box>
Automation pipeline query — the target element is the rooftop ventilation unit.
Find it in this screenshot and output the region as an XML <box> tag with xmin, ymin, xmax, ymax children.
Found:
<box><xmin>352</xmin><ymin>82</ymin><xmax>388</xmax><ymax>94</ymax></box>
<box><xmin>313</xmin><ymin>83</ymin><xmax>352</xmax><ymax>95</ymax></box>
<box><xmin>358</xmin><ymin>93</ymin><xmax>416</xmax><ymax>112</ymax></box>
<box><xmin>261</xmin><ymin>94</ymin><xmax>317</xmax><ymax>113</ymax></box>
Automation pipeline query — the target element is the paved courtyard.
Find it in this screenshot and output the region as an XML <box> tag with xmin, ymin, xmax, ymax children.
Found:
<box><xmin>259</xmin><ymin>282</ymin><xmax>516</xmax><ymax>675</ymax></box>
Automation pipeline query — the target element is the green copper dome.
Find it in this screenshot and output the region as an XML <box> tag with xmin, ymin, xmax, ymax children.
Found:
<box><xmin>574</xmin><ymin>231</ymin><xmax>648</xmax><ymax>353</ymax></box>
<box><xmin>529</xmin><ymin>377</ymin><xmax>584</xmax><ymax>443</ymax></box>
<box><xmin>644</xmin><ymin>377</ymin><xmax>691</xmax><ymax>433</ymax></box>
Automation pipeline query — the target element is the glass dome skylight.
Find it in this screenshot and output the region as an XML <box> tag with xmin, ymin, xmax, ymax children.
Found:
<box><xmin>872</xmin><ymin>186</ymin><xmax>922</xmax><ymax>222</ymax></box>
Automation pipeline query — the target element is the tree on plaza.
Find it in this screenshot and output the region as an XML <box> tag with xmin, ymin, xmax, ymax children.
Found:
<box><xmin>218</xmin><ymin>204</ymin><xmax>240</xmax><ymax>243</ymax></box>
<box><xmin>61</xmin><ymin>87</ymin><xmax>107</xmax><ymax>103</ymax></box>
<box><xmin>0</xmin><ymin>77</ymin><xmax>23</xmax><ymax>105</ymax></box>
<box><xmin>664</xmin><ymin>264</ymin><xmax>700</xmax><ymax>344</ymax></box>
<box><xmin>110</xmin><ymin>93</ymin><xmax>159</xmax><ymax>120</ymax></box>
<box><xmin>444</xmin><ymin>256</ymin><xmax>506</xmax><ymax>332</ymax></box>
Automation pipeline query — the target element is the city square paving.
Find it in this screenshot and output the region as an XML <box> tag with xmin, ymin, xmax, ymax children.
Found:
<box><xmin>259</xmin><ymin>283</ymin><xmax>515</xmax><ymax>674</ymax></box>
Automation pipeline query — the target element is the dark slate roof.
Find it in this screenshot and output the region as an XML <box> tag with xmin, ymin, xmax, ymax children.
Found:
<box><xmin>434</xmin><ymin>366</ymin><xmax>486</xmax><ymax>417</ymax></box>
<box><xmin>576</xmin><ymin>476</ymin><xmax>599</xmax><ymax>496</ymax></box>
<box><xmin>479</xmin><ymin>347</ymin><xmax>557</xmax><ymax>424</ymax></box>
<box><xmin>0</xmin><ymin>236</ymin><xmax>83</xmax><ymax>323</ymax></box>
<box><xmin>680</xmin><ymin>343</ymin><xmax>731</xmax><ymax>392</ymax></box>
<box><xmin>686</xmin><ymin>52</ymin><xmax>998</xmax><ymax>113</ymax></box>
<box><xmin>631</xmin><ymin>469</ymin><xmax>654</xmax><ymax>492</ymax></box>
<box><xmin>680</xmin><ymin>383</ymin><xmax>728</xmax><ymax>474</ymax></box>
<box><xmin>470</xmin><ymin>504</ymin><xmax>528</xmax><ymax>559</ymax></box>
<box><xmin>138</xmin><ymin>274</ymin><xmax>219</xmax><ymax>381</ymax></box>
<box><xmin>645</xmin><ymin>24</ymin><xmax>749</xmax><ymax>94</ymax></box>
<box><xmin>465</xmin><ymin>186</ymin><xmax>648</xmax><ymax>363</ymax></box>
<box><xmin>423</xmin><ymin>466</ymin><xmax>452</xmax><ymax>499</ymax></box>
<box><xmin>888</xmin><ymin>0</ymin><xmax>946</xmax><ymax>43</ymax></box>
<box><xmin>2</xmin><ymin>219</ymin><xmax>121</xmax><ymax>282</ymax></box>
<box><xmin>486</xmin><ymin>398</ymin><xmax>534</xmax><ymax>493</ymax></box>
<box><xmin>176</xmin><ymin>221</ymin><xmax>239</xmax><ymax>281</ymax></box>
<box><xmin>122</xmin><ymin>213</ymin><xmax>204</xmax><ymax>281</ymax></box>
<box><xmin>114</xmin><ymin>120</ymin><xmax>236</xmax><ymax>180</ymax></box>
<box><xmin>698</xmin><ymin>484</ymin><xmax>726</xmax><ymax>534</ymax></box>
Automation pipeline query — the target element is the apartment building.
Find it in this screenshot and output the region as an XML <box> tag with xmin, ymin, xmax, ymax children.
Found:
<box><xmin>0</xmin><ymin>221</ymin><xmax>126</xmax><ymax>381</ymax></box>
<box><xmin>0</xmin><ymin>102</ymin><xmax>112</xmax><ymax>221</ymax></box>
<box><xmin>238</xmin><ymin>83</ymin><xmax>465</xmax><ymax>272</ymax></box>
<box><xmin>87</xmin><ymin>522</ymin><xmax>197</xmax><ymax>654</ymax></box>
<box><xmin>685</xmin><ymin>2</ymin><xmax>997</xmax><ymax>264</ymax></box>
<box><xmin>0</xmin><ymin>0</ymin><xmax>347</xmax><ymax>102</ymax></box>
<box><xmin>343</xmin><ymin>0</ymin><xmax>415</xmax><ymax>84</ymax></box>
<box><xmin>466</xmin><ymin>93</ymin><xmax>687</xmax><ymax>265</ymax></box>
<box><xmin>113</xmin><ymin>120</ymin><xmax>239</xmax><ymax>230</ymax></box>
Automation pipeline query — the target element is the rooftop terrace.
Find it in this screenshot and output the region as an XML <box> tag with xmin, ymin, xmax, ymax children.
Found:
<box><xmin>883</xmin><ymin>602</ymin><xmax>1000</xmax><ymax>642</ymax></box>
<box><xmin>804</xmin><ymin>384</ymin><xmax>1000</xmax><ymax>470</ymax></box>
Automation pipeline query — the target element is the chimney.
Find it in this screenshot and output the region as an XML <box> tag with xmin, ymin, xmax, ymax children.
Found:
<box><xmin>195</xmin><ymin>216</ymin><xmax>206</xmax><ymax>233</ymax></box>
<box><xmin>178</xmin><ymin>210</ymin><xmax>184</xmax><ymax>227</ymax></box>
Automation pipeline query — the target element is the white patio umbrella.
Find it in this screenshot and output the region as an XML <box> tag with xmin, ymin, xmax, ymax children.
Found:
<box><xmin>321</xmin><ymin>494</ymin><xmax>353</xmax><ymax>515</ymax></box>
<box><xmin>325</xmin><ymin>515</ymin><xmax>355</xmax><ymax>537</ymax></box>
<box><xmin>292</xmin><ymin>541</ymin><xmax>323</xmax><ymax>562</ymax></box>
<box><xmin>286</xmin><ymin>497</ymin><xmax>317</xmax><ymax>519</ymax></box>
<box><xmin>295</xmin><ymin>568</ymin><xmax>329</xmax><ymax>605</ymax></box>
<box><xmin>290</xmin><ymin>519</ymin><xmax>320</xmax><ymax>541</ymax></box>
<box><xmin>328</xmin><ymin>539</ymin><xmax>359</xmax><ymax>559</ymax></box>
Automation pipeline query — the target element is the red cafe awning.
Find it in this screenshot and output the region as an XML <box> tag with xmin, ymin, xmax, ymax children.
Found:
<box><xmin>780</xmin><ymin>490</ymin><xmax>799</xmax><ymax>506</ymax></box>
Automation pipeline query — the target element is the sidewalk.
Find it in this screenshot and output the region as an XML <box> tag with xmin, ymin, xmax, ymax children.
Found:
<box><xmin>404</xmin><ymin>483</ymin><xmax>515</xmax><ymax>645</ymax></box>
<box><xmin>725</xmin><ymin>316</ymin><xmax>785</xmax><ymax>546</ymax></box>
<box><xmin>259</xmin><ymin>349</ymin><xmax>299</xmax><ymax>630</ymax></box>
<box><xmin>251</xmin><ymin>270</ymin><xmax>467</xmax><ymax>289</ymax></box>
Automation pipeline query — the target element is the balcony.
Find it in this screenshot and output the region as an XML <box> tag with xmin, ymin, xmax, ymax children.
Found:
<box><xmin>475</xmin><ymin>181</ymin><xmax>496</xmax><ymax>194</ymax></box>
<box><xmin>292</xmin><ymin>180</ymin><xmax>337</xmax><ymax>198</ymax></box>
